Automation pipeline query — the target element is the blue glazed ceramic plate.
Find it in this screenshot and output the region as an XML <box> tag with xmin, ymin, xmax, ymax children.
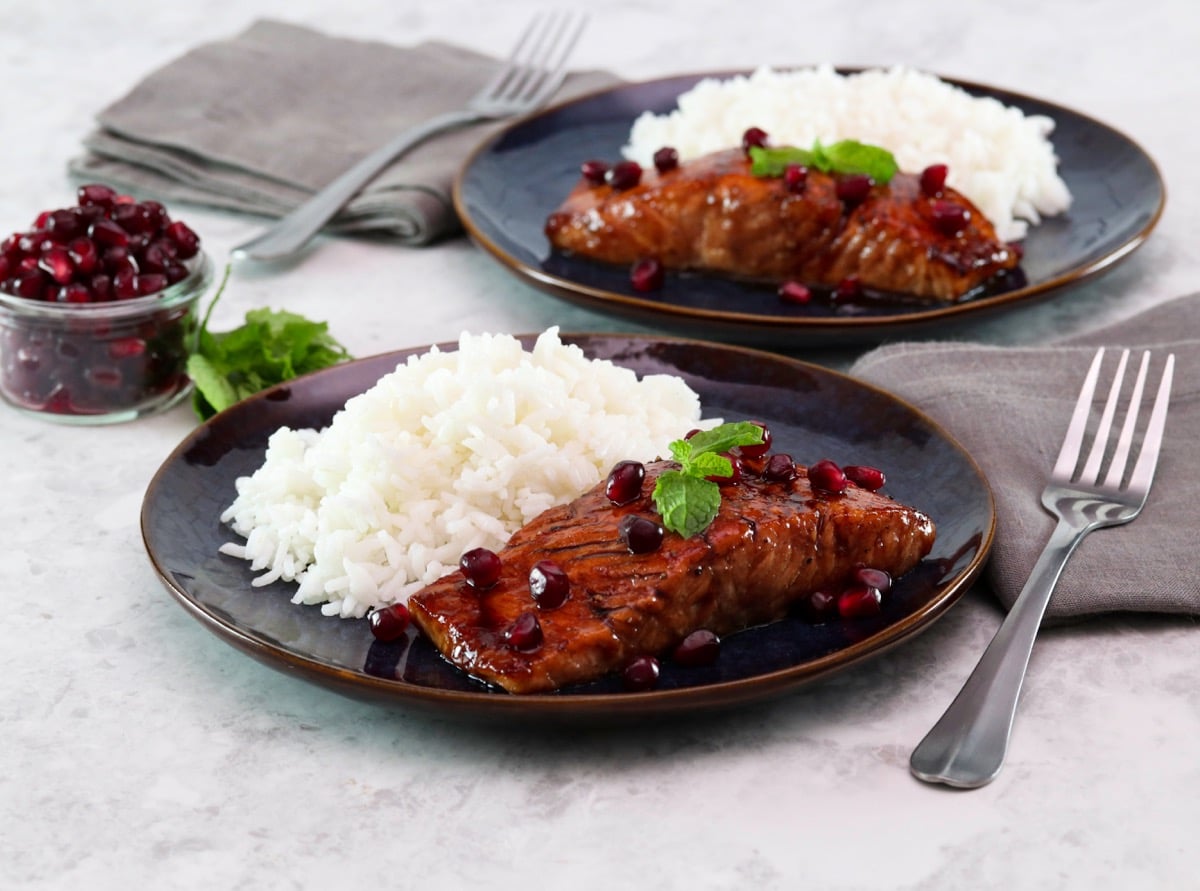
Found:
<box><xmin>142</xmin><ymin>335</ymin><xmax>994</xmax><ymax>722</ymax></box>
<box><xmin>454</xmin><ymin>72</ymin><xmax>1164</xmax><ymax>347</ymax></box>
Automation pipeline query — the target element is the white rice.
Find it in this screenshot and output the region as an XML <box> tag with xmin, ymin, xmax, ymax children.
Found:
<box><xmin>218</xmin><ymin>329</ymin><xmax>706</xmax><ymax>618</ymax></box>
<box><xmin>623</xmin><ymin>65</ymin><xmax>1071</xmax><ymax>242</ymax></box>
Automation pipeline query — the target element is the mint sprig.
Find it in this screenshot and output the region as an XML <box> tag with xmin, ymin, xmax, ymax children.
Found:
<box><xmin>749</xmin><ymin>140</ymin><xmax>898</xmax><ymax>184</ymax></box>
<box><xmin>652</xmin><ymin>421</ymin><xmax>765</xmax><ymax>538</ymax></box>
<box><xmin>187</xmin><ymin>265</ymin><xmax>352</xmax><ymax>420</ymax></box>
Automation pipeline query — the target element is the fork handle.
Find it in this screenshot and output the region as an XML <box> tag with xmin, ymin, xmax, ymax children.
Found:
<box><xmin>909</xmin><ymin>517</ymin><xmax>1086</xmax><ymax>788</ymax></box>
<box><xmin>231</xmin><ymin>109</ymin><xmax>483</xmax><ymax>263</ymax></box>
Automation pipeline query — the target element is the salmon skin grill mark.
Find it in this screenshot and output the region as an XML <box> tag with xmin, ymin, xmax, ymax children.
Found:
<box><xmin>408</xmin><ymin>459</ymin><xmax>936</xmax><ymax>693</ymax></box>
<box><xmin>544</xmin><ymin>148</ymin><xmax>1018</xmax><ymax>302</ymax></box>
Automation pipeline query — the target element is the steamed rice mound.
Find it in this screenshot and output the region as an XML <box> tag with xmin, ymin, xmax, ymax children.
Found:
<box><xmin>623</xmin><ymin>65</ymin><xmax>1072</xmax><ymax>243</ymax></box>
<box><xmin>218</xmin><ymin>329</ymin><xmax>705</xmax><ymax>618</ymax></box>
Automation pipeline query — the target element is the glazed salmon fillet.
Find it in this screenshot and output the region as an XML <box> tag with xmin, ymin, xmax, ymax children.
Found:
<box><xmin>408</xmin><ymin>458</ymin><xmax>936</xmax><ymax>693</ymax></box>
<box><xmin>544</xmin><ymin>149</ymin><xmax>1019</xmax><ymax>302</ymax></box>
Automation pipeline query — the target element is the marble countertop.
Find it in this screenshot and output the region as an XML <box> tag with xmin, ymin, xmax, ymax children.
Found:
<box><xmin>3</xmin><ymin>1</ymin><xmax>1197</xmax><ymax>888</ymax></box>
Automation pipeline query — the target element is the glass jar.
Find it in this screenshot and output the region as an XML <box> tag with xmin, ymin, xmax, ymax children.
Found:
<box><xmin>0</xmin><ymin>252</ymin><xmax>212</xmax><ymax>424</ymax></box>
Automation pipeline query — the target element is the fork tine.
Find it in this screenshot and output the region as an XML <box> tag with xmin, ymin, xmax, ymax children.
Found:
<box><xmin>512</xmin><ymin>12</ymin><xmax>587</xmax><ymax>105</ymax></box>
<box><xmin>1053</xmin><ymin>348</ymin><xmax>1106</xmax><ymax>481</ymax></box>
<box><xmin>478</xmin><ymin>14</ymin><xmax>546</xmax><ymax>98</ymax></box>
<box><xmin>1080</xmin><ymin>348</ymin><xmax>1128</xmax><ymax>483</ymax></box>
<box><xmin>1102</xmin><ymin>350</ymin><xmax>1150</xmax><ymax>489</ymax></box>
<box><xmin>1126</xmin><ymin>353</ymin><xmax>1175</xmax><ymax>494</ymax></box>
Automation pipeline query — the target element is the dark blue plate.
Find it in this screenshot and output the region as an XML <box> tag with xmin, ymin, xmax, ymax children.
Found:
<box><xmin>142</xmin><ymin>334</ymin><xmax>994</xmax><ymax>722</ymax></box>
<box><xmin>454</xmin><ymin>72</ymin><xmax>1164</xmax><ymax>347</ymax></box>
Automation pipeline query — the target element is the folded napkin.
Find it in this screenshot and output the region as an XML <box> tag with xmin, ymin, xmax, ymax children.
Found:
<box><xmin>851</xmin><ymin>294</ymin><xmax>1199</xmax><ymax>621</ymax></box>
<box><xmin>69</xmin><ymin>20</ymin><xmax>615</xmax><ymax>244</ymax></box>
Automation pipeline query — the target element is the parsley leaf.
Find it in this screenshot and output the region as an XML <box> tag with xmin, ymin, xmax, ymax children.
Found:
<box><xmin>187</xmin><ymin>265</ymin><xmax>352</xmax><ymax>420</ymax></box>
<box><xmin>749</xmin><ymin>140</ymin><xmax>898</xmax><ymax>184</ymax></box>
<box><xmin>651</xmin><ymin>421</ymin><xmax>765</xmax><ymax>538</ymax></box>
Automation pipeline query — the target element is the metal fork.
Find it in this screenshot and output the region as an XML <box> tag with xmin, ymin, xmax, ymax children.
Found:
<box><xmin>231</xmin><ymin>11</ymin><xmax>587</xmax><ymax>263</ymax></box>
<box><xmin>910</xmin><ymin>347</ymin><xmax>1175</xmax><ymax>789</ymax></box>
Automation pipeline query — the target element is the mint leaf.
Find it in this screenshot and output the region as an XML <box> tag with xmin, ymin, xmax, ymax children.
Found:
<box><xmin>749</xmin><ymin>140</ymin><xmax>897</xmax><ymax>184</ymax></box>
<box><xmin>653</xmin><ymin>472</ymin><xmax>722</xmax><ymax>539</ymax></box>
<box><xmin>186</xmin><ymin>354</ymin><xmax>239</xmax><ymax>416</ymax></box>
<box><xmin>650</xmin><ymin>421</ymin><xmax>769</xmax><ymax>537</ymax></box>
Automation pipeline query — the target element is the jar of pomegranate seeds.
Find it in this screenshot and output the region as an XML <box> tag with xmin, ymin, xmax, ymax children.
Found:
<box><xmin>0</xmin><ymin>252</ymin><xmax>212</xmax><ymax>424</ymax></box>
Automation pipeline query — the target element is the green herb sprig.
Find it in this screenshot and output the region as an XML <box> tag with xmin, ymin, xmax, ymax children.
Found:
<box><xmin>187</xmin><ymin>265</ymin><xmax>352</xmax><ymax>420</ymax></box>
<box><xmin>749</xmin><ymin>140</ymin><xmax>898</xmax><ymax>184</ymax></box>
<box><xmin>652</xmin><ymin>421</ymin><xmax>766</xmax><ymax>538</ymax></box>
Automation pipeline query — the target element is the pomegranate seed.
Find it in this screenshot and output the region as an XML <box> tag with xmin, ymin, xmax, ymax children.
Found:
<box><xmin>164</xmin><ymin>262</ymin><xmax>189</xmax><ymax>285</ymax></box>
<box><xmin>580</xmin><ymin>160</ymin><xmax>609</xmax><ymax>185</ymax></box>
<box><xmin>630</xmin><ymin>257</ymin><xmax>664</xmax><ymax>292</ymax></box>
<box><xmin>107</xmin><ymin>337</ymin><xmax>146</xmax><ymax>359</ymax></box>
<box><xmin>736</xmin><ymin>420</ymin><xmax>772</xmax><ymax>459</ymax></box>
<box><xmin>113</xmin><ymin>268</ymin><xmax>139</xmax><ymax>299</ymax></box>
<box><xmin>38</xmin><ymin>246</ymin><xmax>74</xmax><ymax>284</ymax></box>
<box><xmin>167</xmin><ymin>220</ymin><xmax>201</xmax><ymax>259</ymax></box>
<box><xmin>12</xmin><ymin>272</ymin><xmax>44</xmax><ymax>299</ymax></box>
<box><xmin>799</xmin><ymin>589</ymin><xmax>838</xmax><ymax>622</ymax></box>
<box><xmin>618</xmin><ymin>515</ymin><xmax>664</xmax><ymax>554</ymax></box>
<box><xmin>529</xmin><ymin>560</ymin><xmax>569</xmax><ymax>609</ymax></box>
<box><xmin>46</xmin><ymin>209</ymin><xmax>83</xmax><ymax>242</ymax></box>
<box><xmin>852</xmin><ymin>566</ymin><xmax>892</xmax><ymax>594</ymax></box>
<box><xmin>622</xmin><ymin>655</ymin><xmax>660</xmax><ymax>691</ymax></box>
<box><xmin>606</xmin><ymin>160</ymin><xmax>643</xmax><ymax>190</ymax></box>
<box><xmin>460</xmin><ymin>547</ymin><xmax>502</xmax><ymax>588</ymax></box>
<box><xmin>920</xmin><ymin>163</ymin><xmax>948</xmax><ymax>196</ymax></box>
<box><xmin>652</xmin><ymin>146</ymin><xmax>679</xmax><ymax>173</ymax></box>
<box><xmin>504</xmin><ymin>611</ymin><xmax>543</xmax><ymax>650</ymax></box>
<box><xmin>783</xmin><ymin>164</ymin><xmax>808</xmax><ymax>193</ymax></box>
<box><xmin>741</xmin><ymin>126</ymin><xmax>769</xmax><ymax>154</ymax></box>
<box><xmin>90</xmin><ymin>273</ymin><xmax>113</xmax><ymax>301</ymax></box>
<box><xmin>672</xmin><ymin>630</ymin><xmax>720</xmax><ymax>667</ymax></box>
<box><xmin>705</xmin><ymin>451</ymin><xmax>744</xmax><ymax>484</ymax></box>
<box><xmin>77</xmin><ymin>183</ymin><xmax>118</xmax><ymax>209</ymax></box>
<box><xmin>778</xmin><ymin>280</ymin><xmax>811</xmax><ymax>305</ymax></box>
<box><xmin>836</xmin><ymin>174</ymin><xmax>872</xmax><ymax>206</ymax></box>
<box><xmin>844</xmin><ymin>464</ymin><xmax>885</xmax><ymax>491</ymax></box>
<box><xmin>605</xmin><ymin>460</ymin><xmax>645</xmax><ymax>505</ymax></box>
<box><xmin>33</xmin><ymin>210</ymin><xmax>53</xmax><ymax>231</ymax></box>
<box><xmin>931</xmin><ymin>200</ymin><xmax>969</xmax><ymax>236</ymax></box>
<box><xmin>87</xmin><ymin>367</ymin><xmax>123</xmax><ymax>390</ymax></box>
<box><xmin>835</xmin><ymin>276</ymin><xmax>862</xmax><ymax>301</ymax></box>
<box><xmin>138</xmin><ymin>273</ymin><xmax>168</xmax><ymax>296</ymax></box>
<box><xmin>808</xmin><ymin>459</ymin><xmax>848</xmax><ymax>493</ymax></box>
<box><xmin>57</xmin><ymin>283</ymin><xmax>90</xmax><ymax>304</ymax></box>
<box><xmin>763</xmin><ymin>453</ymin><xmax>796</xmax><ymax>482</ymax></box>
<box><xmin>90</xmin><ymin>219</ymin><xmax>129</xmax><ymax>249</ymax></box>
<box><xmin>838</xmin><ymin>583</ymin><xmax>883</xmax><ymax>618</ymax></box>
<box><xmin>368</xmin><ymin>603</ymin><xmax>411</xmax><ymax>642</ymax></box>
<box><xmin>67</xmin><ymin>237</ymin><xmax>99</xmax><ymax>274</ymax></box>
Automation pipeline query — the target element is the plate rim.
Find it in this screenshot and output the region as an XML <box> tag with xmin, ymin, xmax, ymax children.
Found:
<box><xmin>142</xmin><ymin>332</ymin><xmax>997</xmax><ymax>720</ymax></box>
<box><xmin>452</xmin><ymin>67</ymin><xmax>1166</xmax><ymax>340</ymax></box>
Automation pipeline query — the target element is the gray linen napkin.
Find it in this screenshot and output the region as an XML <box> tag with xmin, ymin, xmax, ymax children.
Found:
<box><xmin>851</xmin><ymin>294</ymin><xmax>1199</xmax><ymax>621</ymax></box>
<box><xmin>68</xmin><ymin>20</ymin><xmax>615</xmax><ymax>244</ymax></box>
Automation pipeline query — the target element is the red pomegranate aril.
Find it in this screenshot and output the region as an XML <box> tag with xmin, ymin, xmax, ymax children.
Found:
<box><xmin>809</xmin><ymin>459</ymin><xmax>848</xmax><ymax>493</ymax></box>
<box><xmin>164</xmin><ymin>262</ymin><xmax>189</xmax><ymax>285</ymax></box>
<box><xmin>835</xmin><ymin>276</ymin><xmax>862</xmax><ymax>301</ymax></box>
<box><xmin>137</xmin><ymin>273</ymin><xmax>168</xmax><ymax>296</ymax></box>
<box><xmin>46</xmin><ymin>209</ymin><xmax>83</xmax><ymax>242</ymax></box>
<box><xmin>165</xmin><ymin>220</ymin><xmax>200</xmax><ymax>258</ymax></box>
<box><xmin>672</xmin><ymin>629</ymin><xmax>720</xmax><ymax>667</ymax></box>
<box><xmin>622</xmin><ymin>655</ymin><xmax>660</xmax><ymax>691</ymax></box>
<box><xmin>706</xmin><ymin>451</ymin><xmax>744</xmax><ymax>484</ymax></box>
<box><xmin>763</xmin><ymin>453</ymin><xmax>796</xmax><ymax>482</ymax></box>
<box><xmin>504</xmin><ymin>611</ymin><xmax>543</xmax><ymax>650</ymax></box>
<box><xmin>800</xmin><ymin>589</ymin><xmax>838</xmax><ymax>622</ymax></box>
<box><xmin>931</xmin><ymin>200</ymin><xmax>969</xmax><ymax>236</ymax></box>
<box><xmin>653</xmin><ymin>146</ymin><xmax>679</xmax><ymax>173</ymax></box>
<box><xmin>783</xmin><ymin>163</ymin><xmax>808</xmax><ymax>193</ymax></box>
<box><xmin>77</xmin><ymin>183</ymin><xmax>118</xmax><ymax>209</ymax></box>
<box><xmin>90</xmin><ymin>219</ymin><xmax>129</xmax><ymax>249</ymax></box>
<box><xmin>606</xmin><ymin>160</ymin><xmax>643</xmax><ymax>191</ymax></box>
<box><xmin>368</xmin><ymin>603</ymin><xmax>411</xmax><ymax>642</ymax></box>
<box><xmin>736</xmin><ymin>420</ymin><xmax>772</xmax><ymax>459</ymax></box>
<box><xmin>852</xmin><ymin>566</ymin><xmax>892</xmax><ymax>594</ymax></box>
<box><xmin>529</xmin><ymin>560</ymin><xmax>570</xmax><ymax>609</ymax></box>
<box><xmin>57</xmin><ymin>283</ymin><xmax>90</xmax><ymax>304</ymax></box>
<box><xmin>112</xmin><ymin>203</ymin><xmax>151</xmax><ymax>234</ymax></box>
<box><xmin>605</xmin><ymin>460</ymin><xmax>645</xmax><ymax>505</ymax></box>
<box><xmin>836</xmin><ymin>174</ymin><xmax>872</xmax><ymax>205</ymax></box>
<box><xmin>580</xmin><ymin>159</ymin><xmax>609</xmax><ymax>185</ymax></box>
<box><xmin>618</xmin><ymin>515</ymin><xmax>664</xmax><ymax>555</ymax></box>
<box><xmin>90</xmin><ymin>273</ymin><xmax>113</xmax><ymax>301</ymax></box>
<box><xmin>838</xmin><ymin>583</ymin><xmax>883</xmax><ymax>618</ymax></box>
<box><xmin>778</xmin><ymin>280</ymin><xmax>811</xmax><ymax>305</ymax></box>
<box><xmin>844</xmin><ymin>464</ymin><xmax>886</xmax><ymax>491</ymax></box>
<box><xmin>12</xmin><ymin>272</ymin><xmax>44</xmax><ymax>299</ymax></box>
<box><xmin>630</xmin><ymin>257</ymin><xmax>664</xmax><ymax>292</ymax></box>
<box><xmin>67</xmin><ymin>237</ymin><xmax>99</xmax><ymax>274</ymax></box>
<box><xmin>107</xmin><ymin>337</ymin><xmax>146</xmax><ymax>360</ymax></box>
<box><xmin>920</xmin><ymin>163</ymin><xmax>948</xmax><ymax>196</ymax></box>
<box><xmin>38</xmin><ymin>247</ymin><xmax>74</xmax><ymax>285</ymax></box>
<box><xmin>742</xmin><ymin>126</ymin><xmax>769</xmax><ymax>153</ymax></box>
<box><xmin>460</xmin><ymin>547</ymin><xmax>502</xmax><ymax>589</ymax></box>
<box><xmin>113</xmin><ymin>269</ymin><xmax>139</xmax><ymax>299</ymax></box>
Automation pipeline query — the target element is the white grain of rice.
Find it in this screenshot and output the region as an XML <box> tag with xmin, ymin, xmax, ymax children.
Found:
<box><xmin>623</xmin><ymin>65</ymin><xmax>1071</xmax><ymax>242</ymax></box>
<box><xmin>218</xmin><ymin>329</ymin><xmax>706</xmax><ymax>618</ymax></box>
